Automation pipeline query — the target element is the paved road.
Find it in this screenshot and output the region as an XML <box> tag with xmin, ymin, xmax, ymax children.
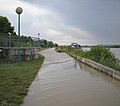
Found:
<box><xmin>21</xmin><ymin>48</ymin><xmax>120</xmax><ymax>106</ymax></box>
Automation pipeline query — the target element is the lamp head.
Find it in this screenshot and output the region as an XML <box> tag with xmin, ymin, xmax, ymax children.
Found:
<box><xmin>16</xmin><ymin>7</ymin><xmax>23</xmax><ymax>14</ymax></box>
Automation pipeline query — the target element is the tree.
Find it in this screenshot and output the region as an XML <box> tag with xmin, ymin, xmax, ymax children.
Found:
<box><xmin>47</xmin><ymin>41</ymin><xmax>54</xmax><ymax>48</ymax></box>
<box><xmin>0</xmin><ymin>16</ymin><xmax>14</xmax><ymax>35</ymax></box>
<box><xmin>54</xmin><ymin>43</ymin><xmax>58</xmax><ymax>47</ymax></box>
<box><xmin>40</xmin><ymin>39</ymin><xmax>48</xmax><ymax>48</ymax></box>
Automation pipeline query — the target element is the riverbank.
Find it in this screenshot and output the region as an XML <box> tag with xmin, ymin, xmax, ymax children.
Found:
<box><xmin>59</xmin><ymin>46</ymin><xmax>120</xmax><ymax>71</ymax></box>
<box><xmin>0</xmin><ymin>54</ymin><xmax>44</xmax><ymax>106</ymax></box>
<box><xmin>57</xmin><ymin>46</ymin><xmax>120</xmax><ymax>80</ymax></box>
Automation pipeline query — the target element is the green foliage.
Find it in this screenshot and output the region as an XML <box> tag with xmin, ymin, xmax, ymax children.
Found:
<box><xmin>101</xmin><ymin>45</ymin><xmax>120</xmax><ymax>48</ymax></box>
<box><xmin>86</xmin><ymin>46</ymin><xmax>119</xmax><ymax>69</ymax></box>
<box><xmin>0</xmin><ymin>54</ymin><xmax>44</xmax><ymax>106</ymax></box>
<box><xmin>40</xmin><ymin>39</ymin><xmax>58</xmax><ymax>48</ymax></box>
<box><xmin>0</xmin><ymin>16</ymin><xmax>14</xmax><ymax>35</ymax></box>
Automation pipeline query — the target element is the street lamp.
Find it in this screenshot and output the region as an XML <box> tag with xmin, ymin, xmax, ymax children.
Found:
<box><xmin>8</xmin><ymin>32</ymin><xmax>11</xmax><ymax>47</ymax></box>
<box><xmin>16</xmin><ymin>7</ymin><xmax>23</xmax><ymax>64</ymax></box>
<box><xmin>38</xmin><ymin>33</ymin><xmax>40</xmax><ymax>39</ymax></box>
<box><xmin>38</xmin><ymin>33</ymin><xmax>40</xmax><ymax>47</ymax></box>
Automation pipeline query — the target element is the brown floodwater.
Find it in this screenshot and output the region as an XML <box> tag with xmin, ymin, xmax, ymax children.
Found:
<box><xmin>21</xmin><ymin>48</ymin><xmax>120</xmax><ymax>106</ymax></box>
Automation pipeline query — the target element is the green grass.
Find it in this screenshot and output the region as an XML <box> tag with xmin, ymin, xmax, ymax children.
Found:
<box><xmin>39</xmin><ymin>46</ymin><xmax>47</xmax><ymax>51</ymax></box>
<box><xmin>0</xmin><ymin>54</ymin><xmax>44</xmax><ymax>106</ymax></box>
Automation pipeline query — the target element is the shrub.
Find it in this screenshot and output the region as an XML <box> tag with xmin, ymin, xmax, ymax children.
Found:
<box><xmin>84</xmin><ymin>46</ymin><xmax>120</xmax><ymax>71</ymax></box>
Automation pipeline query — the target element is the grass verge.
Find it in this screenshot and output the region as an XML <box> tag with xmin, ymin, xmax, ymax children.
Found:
<box><xmin>0</xmin><ymin>54</ymin><xmax>44</xmax><ymax>106</ymax></box>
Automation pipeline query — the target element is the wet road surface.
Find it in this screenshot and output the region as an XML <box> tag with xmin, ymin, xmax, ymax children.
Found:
<box><xmin>21</xmin><ymin>48</ymin><xmax>120</xmax><ymax>106</ymax></box>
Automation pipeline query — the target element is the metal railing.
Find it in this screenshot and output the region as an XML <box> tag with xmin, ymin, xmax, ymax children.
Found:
<box><xmin>0</xmin><ymin>36</ymin><xmax>40</xmax><ymax>48</ymax></box>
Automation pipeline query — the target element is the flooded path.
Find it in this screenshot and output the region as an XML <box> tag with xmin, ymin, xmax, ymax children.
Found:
<box><xmin>21</xmin><ymin>48</ymin><xmax>120</xmax><ymax>106</ymax></box>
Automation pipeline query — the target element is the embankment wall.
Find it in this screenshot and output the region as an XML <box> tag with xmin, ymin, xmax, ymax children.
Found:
<box><xmin>70</xmin><ymin>53</ymin><xmax>120</xmax><ymax>80</ymax></box>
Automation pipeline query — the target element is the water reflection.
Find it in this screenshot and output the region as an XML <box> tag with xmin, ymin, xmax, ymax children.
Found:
<box><xmin>79</xmin><ymin>60</ymin><xmax>120</xmax><ymax>87</ymax></box>
<box><xmin>74</xmin><ymin>60</ymin><xmax>81</xmax><ymax>71</ymax></box>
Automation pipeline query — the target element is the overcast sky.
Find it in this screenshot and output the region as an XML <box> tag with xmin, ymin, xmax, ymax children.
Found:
<box><xmin>0</xmin><ymin>0</ymin><xmax>120</xmax><ymax>45</ymax></box>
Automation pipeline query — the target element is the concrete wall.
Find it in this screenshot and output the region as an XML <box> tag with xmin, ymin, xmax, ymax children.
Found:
<box><xmin>69</xmin><ymin>53</ymin><xmax>120</xmax><ymax>80</ymax></box>
<box><xmin>0</xmin><ymin>47</ymin><xmax>39</xmax><ymax>62</ymax></box>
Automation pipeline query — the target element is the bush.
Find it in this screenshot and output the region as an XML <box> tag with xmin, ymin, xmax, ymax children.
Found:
<box><xmin>84</xmin><ymin>46</ymin><xmax>120</xmax><ymax>71</ymax></box>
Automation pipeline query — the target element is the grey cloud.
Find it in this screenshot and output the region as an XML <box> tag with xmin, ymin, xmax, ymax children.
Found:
<box><xmin>27</xmin><ymin>0</ymin><xmax>120</xmax><ymax>44</ymax></box>
<box><xmin>1</xmin><ymin>0</ymin><xmax>120</xmax><ymax>45</ymax></box>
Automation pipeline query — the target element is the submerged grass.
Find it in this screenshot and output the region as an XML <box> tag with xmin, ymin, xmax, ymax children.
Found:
<box><xmin>0</xmin><ymin>54</ymin><xmax>44</xmax><ymax>106</ymax></box>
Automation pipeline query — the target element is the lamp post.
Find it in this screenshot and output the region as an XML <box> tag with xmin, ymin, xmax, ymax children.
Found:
<box><xmin>16</xmin><ymin>7</ymin><xmax>23</xmax><ymax>64</ymax></box>
<box><xmin>8</xmin><ymin>32</ymin><xmax>11</xmax><ymax>47</ymax></box>
<box><xmin>38</xmin><ymin>33</ymin><xmax>40</xmax><ymax>47</ymax></box>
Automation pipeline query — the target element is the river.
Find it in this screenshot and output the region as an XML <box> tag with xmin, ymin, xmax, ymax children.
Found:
<box><xmin>21</xmin><ymin>48</ymin><xmax>120</xmax><ymax>106</ymax></box>
<box><xmin>110</xmin><ymin>48</ymin><xmax>120</xmax><ymax>60</ymax></box>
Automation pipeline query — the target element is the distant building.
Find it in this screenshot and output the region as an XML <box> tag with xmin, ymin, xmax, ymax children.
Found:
<box><xmin>71</xmin><ymin>43</ymin><xmax>82</xmax><ymax>49</ymax></box>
